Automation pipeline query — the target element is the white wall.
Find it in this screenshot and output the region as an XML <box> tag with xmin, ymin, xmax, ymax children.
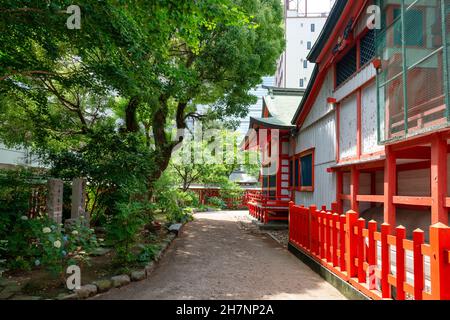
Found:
<box><xmin>292</xmin><ymin>69</ymin><xmax>337</xmax><ymax>208</ymax></box>
<box><xmin>361</xmin><ymin>83</ymin><xmax>384</xmax><ymax>155</ymax></box>
<box><xmin>339</xmin><ymin>94</ymin><xmax>358</xmax><ymax>159</ymax></box>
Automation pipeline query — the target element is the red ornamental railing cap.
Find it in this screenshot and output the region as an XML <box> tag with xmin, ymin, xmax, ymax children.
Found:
<box><xmin>368</xmin><ymin>219</ymin><xmax>377</xmax><ymax>224</ymax></box>
<box><xmin>430</xmin><ymin>222</ymin><xmax>450</xmax><ymax>229</ymax></box>
<box><xmin>346</xmin><ymin>210</ymin><xmax>357</xmax><ymax>215</ymax></box>
<box><xmin>396</xmin><ymin>225</ymin><xmax>406</xmax><ymax>230</ymax></box>
<box><xmin>413</xmin><ymin>228</ymin><xmax>424</xmax><ymax>233</ymax></box>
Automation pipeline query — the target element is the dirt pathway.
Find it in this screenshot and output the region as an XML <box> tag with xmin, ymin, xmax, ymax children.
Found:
<box><xmin>93</xmin><ymin>211</ymin><xmax>346</xmax><ymax>300</ymax></box>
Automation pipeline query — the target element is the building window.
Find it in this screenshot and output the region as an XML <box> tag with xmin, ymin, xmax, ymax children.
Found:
<box><xmin>311</xmin><ymin>24</ymin><xmax>315</xmax><ymax>32</ymax></box>
<box><xmin>290</xmin><ymin>149</ymin><xmax>314</xmax><ymax>192</ymax></box>
<box><xmin>307</xmin><ymin>41</ymin><xmax>312</xmax><ymax>50</ymax></box>
<box><xmin>303</xmin><ymin>60</ymin><xmax>308</xmax><ymax>69</ymax></box>
<box><xmin>299</xmin><ymin>79</ymin><xmax>304</xmax><ymax>87</ymax></box>
<box><xmin>335</xmin><ymin>45</ymin><xmax>357</xmax><ymax>87</ymax></box>
<box><xmin>300</xmin><ymin>153</ymin><xmax>313</xmax><ymax>189</ymax></box>
<box><xmin>359</xmin><ymin>29</ymin><xmax>376</xmax><ymax>67</ymax></box>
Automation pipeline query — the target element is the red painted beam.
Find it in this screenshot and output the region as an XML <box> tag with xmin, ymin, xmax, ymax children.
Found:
<box><xmin>395</xmin><ymin>146</ymin><xmax>431</xmax><ymax>160</ymax></box>
<box><xmin>384</xmin><ymin>146</ymin><xmax>396</xmax><ymax>226</ymax></box>
<box><xmin>431</xmin><ymin>135</ymin><xmax>448</xmax><ymax>224</ymax></box>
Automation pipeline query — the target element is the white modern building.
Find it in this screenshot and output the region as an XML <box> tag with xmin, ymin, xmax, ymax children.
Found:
<box><xmin>0</xmin><ymin>144</ymin><xmax>38</xmax><ymax>169</ymax></box>
<box><xmin>236</xmin><ymin>76</ymin><xmax>275</xmax><ymax>139</ymax></box>
<box><xmin>275</xmin><ymin>0</ymin><xmax>334</xmax><ymax>89</ymax></box>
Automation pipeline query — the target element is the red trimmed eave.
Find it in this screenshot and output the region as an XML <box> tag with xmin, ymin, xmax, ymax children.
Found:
<box><xmin>315</xmin><ymin>0</ymin><xmax>365</xmax><ymax>66</ymax></box>
<box><xmin>242</xmin><ymin>123</ymin><xmax>260</xmax><ymax>151</ymax></box>
<box><xmin>294</xmin><ymin>0</ymin><xmax>366</xmax><ymax>129</ymax></box>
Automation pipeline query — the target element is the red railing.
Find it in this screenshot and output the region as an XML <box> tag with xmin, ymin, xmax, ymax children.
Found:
<box><xmin>245</xmin><ymin>189</ymin><xmax>289</xmax><ymax>223</ymax></box>
<box><xmin>289</xmin><ymin>202</ymin><xmax>450</xmax><ymax>300</ymax></box>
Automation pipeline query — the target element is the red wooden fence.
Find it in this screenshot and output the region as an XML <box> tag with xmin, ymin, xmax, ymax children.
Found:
<box><xmin>289</xmin><ymin>202</ymin><xmax>450</xmax><ymax>300</ymax></box>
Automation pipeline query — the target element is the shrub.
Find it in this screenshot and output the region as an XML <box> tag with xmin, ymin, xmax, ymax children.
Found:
<box><xmin>137</xmin><ymin>243</ymin><xmax>161</xmax><ymax>264</ymax></box>
<box><xmin>207</xmin><ymin>196</ymin><xmax>226</xmax><ymax>209</ymax></box>
<box><xmin>106</xmin><ymin>201</ymin><xmax>147</xmax><ymax>264</ymax></box>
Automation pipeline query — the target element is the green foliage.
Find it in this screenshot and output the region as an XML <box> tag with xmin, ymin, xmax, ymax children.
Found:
<box><xmin>0</xmin><ymin>168</ymin><xmax>44</xmax><ymax>228</ymax></box>
<box><xmin>207</xmin><ymin>196</ymin><xmax>226</xmax><ymax>209</ymax></box>
<box><xmin>105</xmin><ymin>201</ymin><xmax>147</xmax><ymax>264</ymax></box>
<box><xmin>3</xmin><ymin>215</ymin><xmax>98</xmax><ymax>275</ymax></box>
<box><xmin>137</xmin><ymin>243</ymin><xmax>161</xmax><ymax>264</ymax></box>
<box><xmin>0</xmin><ymin>0</ymin><xmax>284</xmax><ymax>272</ymax></box>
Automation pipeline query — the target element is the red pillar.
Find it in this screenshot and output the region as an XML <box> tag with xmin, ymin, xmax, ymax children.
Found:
<box><xmin>413</xmin><ymin>229</ymin><xmax>424</xmax><ymax>300</ymax></box>
<box><xmin>384</xmin><ymin>146</ymin><xmax>396</xmax><ymax>226</ymax></box>
<box><xmin>336</xmin><ymin>171</ymin><xmax>343</xmax><ymax>214</ymax></box>
<box><xmin>429</xmin><ymin>223</ymin><xmax>450</xmax><ymax>300</ymax></box>
<box><xmin>430</xmin><ymin>135</ymin><xmax>448</xmax><ymax>225</ymax></box>
<box><xmin>381</xmin><ymin>223</ymin><xmax>391</xmax><ymax>298</ymax></box>
<box><xmin>346</xmin><ymin>210</ymin><xmax>359</xmax><ymax>278</ymax></box>
<box><xmin>351</xmin><ymin>167</ymin><xmax>359</xmax><ymax>212</ymax></box>
<box><xmin>396</xmin><ymin>226</ymin><xmax>406</xmax><ymax>300</ymax></box>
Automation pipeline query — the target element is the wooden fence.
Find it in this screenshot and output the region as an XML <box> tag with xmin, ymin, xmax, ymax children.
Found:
<box><xmin>289</xmin><ymin>202</ymin><xmax>450</xmax><ymax>300</ymax></box>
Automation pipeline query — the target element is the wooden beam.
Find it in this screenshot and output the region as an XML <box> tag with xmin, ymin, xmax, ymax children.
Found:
<box><xmin>357</xmin><ymin>195</ymin><xmax>384</xmax><ymax>203</ymax></box>
<box><xmin>340</xmin><ymin>194</ymin><xmax>352</xmax><ymax>201</ymax></box>
<box><xmin>393</xmin><ymin>196</ymin><xmax>432</xmax><ymax>206</ymax></box>
<box><xmin>395</xmin><ymin>146</ymin><xmax>431</xmax><ymax>160</ymax></box>
<box><xmin>384</xmin><ymin>146</ymin><xmax>396</xmax><ymax>226</ymax></box>
<box><xmin>356</xmin><ymin>160</ymin><xmax>385</xmax><ymax>171</ymax></box>
<box><xmin>431</xmin><ymin>135</ymin><xmax>448</xmax><ymax>224</ymax></box>
<box><xmin>397</xmin><ymin>160</ymin><xmax>431</xmax><ymax>172</ymax></box>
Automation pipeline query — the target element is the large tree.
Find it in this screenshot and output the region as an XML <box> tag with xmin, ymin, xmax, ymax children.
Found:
<box><xmin>0</xmin><ymin>0</ymin><xmax>284</xmax><ymax>199</ymax></box>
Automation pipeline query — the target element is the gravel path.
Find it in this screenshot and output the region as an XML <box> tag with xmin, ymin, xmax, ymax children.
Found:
<box><xmin>93</xmin><ymin>211</ymin><xmax>345</xmax><ymax>300</ymax></box>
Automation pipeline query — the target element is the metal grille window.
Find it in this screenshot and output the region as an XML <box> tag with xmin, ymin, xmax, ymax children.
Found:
<box><xmin>377</xmin><ymin>0</ymin><xmax>448</xmax><ymax>143</ymax></box>
<box><xmin>336</xmin><ymin>46</ymin><xmax>357</xmax><ymax>87</ymax></box>
<box><xmin>360</xmin><ymin>29</ymin><xmax>375</xmax><ymax>67</ymax></box>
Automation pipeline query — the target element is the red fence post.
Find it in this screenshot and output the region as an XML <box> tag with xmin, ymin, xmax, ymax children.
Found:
<box><xmin>340</xmin><ymin>214</ymin><xmax>346</xmax><ymax>272</ymax></box>
<box><xmin>346</xmin><ymin>210</ymin><xmax>359</xmax><ymax>278</ymax></box>
<box><xmin>429</xmin><ymin>223</ymin><xmax>450</xmax><ymax>300</ymax></box>
<box><xmin>368</xmin><ymin>220</ymin><xmax>377</xmax><ymax>290</ymax></box>
<box><xmin>357</xmin><ymin>218</ymin><xmax>366</xmax><ymax>283</ymax></box>
<box><xmin>309</xmin><ymin>206</ymin><xmax>317</xmax><ymax>254</ymax></box>
<box><xmin>396</xmin><ymin>226</ymin><xmax>406</xmax><ymax>300</ymax></box>
<box><xmin>320</xmin><ymin>210</ymin><xmax>326</xmax><ymax>259</ymax></box>
<box><xmin>302</xmin><ymin>208</ymin><xmax>307</xmax><ymax>248</ymax></box>
<box><xmin>332</xmin><ymin>213</ymin><xmax>339</xmax><ymax>267</ymax></box>
<box><xmin>331</xmin><ymin>202</ymin><xmax>338</xmax><ymax>214</ymax></box>
<box><xmin>309</xmin><ymin>205</ymin><xmax>316</xmax><ymax>253</ymax></box>
<box><xmin>413</xmin><ymin>228</ymin><xmax>424</xmax><ymax>300</ymax></box>
<box><xmin>305</xmin><ymin>207</ymin><xmax>310</xmax><ymax>251</ymax></box>
<box><xmin>381</xmin><ymin>223</ymin><xmax>391</xmax><ymax>299</ymax></box>
<box><xmin>289</xmin><ymin>201</ymin><xmax>294</xmax><ymax>243</ymax></box>
<box><xmin>326</xmin><ymin>212</ymin><xmax>332</xmax><ymax>262</ymax></box>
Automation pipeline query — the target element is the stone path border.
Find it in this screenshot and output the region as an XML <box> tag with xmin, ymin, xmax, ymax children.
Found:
<box><xmin>56</xmin><ymin>224</ymin><xmax>183</xmax><ymax>300</ymax></box>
